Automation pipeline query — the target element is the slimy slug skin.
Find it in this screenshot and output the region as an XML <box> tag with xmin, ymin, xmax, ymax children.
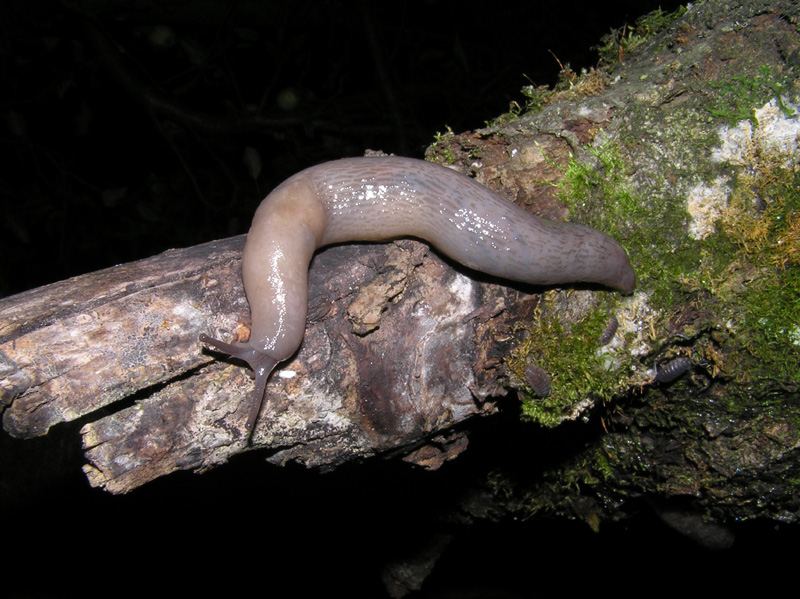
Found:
<box><xmin>201</xmin><ymin>156</ymin><xmax>635</xmax><ymax>443</ymax></box>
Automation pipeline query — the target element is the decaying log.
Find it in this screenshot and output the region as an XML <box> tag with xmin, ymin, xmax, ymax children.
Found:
<box><xmin>1</xmin><ymin>230</ymin><xmax>533</xmax><ymax>493</ymax></box>
<box><xmin>1</xmin><ymin>237</ymin><xmax>243</xmax><ymax>437</ymax></box>
<box><xmin>8</xmin><ymin>0</ymin><xmax>798</xmax><ymax>518</ymax></box>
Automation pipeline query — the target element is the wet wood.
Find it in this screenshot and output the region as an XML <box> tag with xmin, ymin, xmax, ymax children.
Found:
<box><xmin>1</xmin><ymin>235</ymin><xmax>528</xmax><ymax>493</ymax></box>
<box><xmin>1</xmin><ymin>237</ymin><xmax>245</xmax><ymax>438</ymax></box>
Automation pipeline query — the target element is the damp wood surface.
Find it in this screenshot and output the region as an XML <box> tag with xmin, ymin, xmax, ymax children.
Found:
<box><xmin>0</xmin><ymin>234</ymin><xmax>527</xmax><ymax>493</ymax></box>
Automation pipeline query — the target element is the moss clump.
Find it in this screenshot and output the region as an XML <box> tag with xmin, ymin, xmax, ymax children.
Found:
<box><xmin>560</xmin><ymin>142</ymin><xmax>704</xmax><ymax>307</ymax></box>
<box><xmin>509</xmin><ymin>123</ymin><xmax>800</xmax><ymax>423</ymax></box>
<box><xmin>596</xmin><ymin>5</ymin><xmax>688</xmax><ymax>67</ymax></box>
<box><xmin>714</xmin><ymin>159</ymin><xmax>800</xmax><ymax>386</ymax></box>
<box><xmin>706</xmin><ymin>65</ymin><xmax>797</xmax><ymax>125</ymax></box>
<box><xmin>427</xmin><ymin>126</ymin><xmax>458</xmax><ymax>164</ymax></box>
<box><xmin>507</xmin><ymin>296</ymin><xmax>634</xmax><ymax>427</ymax></box>
<box><xmin>503</xmin><ymin>141</ymin><xmax>694</xmax><ymax>427</ymax></box>
<box><xmin>484</xmin><ymin>84</ymin><xmax>553</xmax><ymax>127</ymax></box>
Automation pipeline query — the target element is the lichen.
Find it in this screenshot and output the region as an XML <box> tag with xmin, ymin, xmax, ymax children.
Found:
<box><xmin>502</xmin><ymin>93</ymin><xmax>800</xmax><ymax>523</ymax></box>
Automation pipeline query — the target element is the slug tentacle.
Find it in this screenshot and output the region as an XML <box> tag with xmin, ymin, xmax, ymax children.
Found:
<box><xmin>244</xmin><ymin>353</ymin><xmax>278</xmax><ymax>438</ymax></box>
<box><xmin>199</xmin><ymin>333</ymin><xmax>262</xmax><ymax>369</ymax></box>
<box><xmin>199</xmin><ymin>333</ymin><xmax>278</xmax><ymax>442</ymax></box>
<box><xmin>200</xmin><ymin>156</ymin><xmax>636</xmax><ymax>445</ymax></box>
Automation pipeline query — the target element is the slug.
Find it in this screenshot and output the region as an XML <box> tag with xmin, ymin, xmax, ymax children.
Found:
<box><xmin>200</xmin><ymin>156</ymin><xmax>635</xmax><ymax>442</ymax></box>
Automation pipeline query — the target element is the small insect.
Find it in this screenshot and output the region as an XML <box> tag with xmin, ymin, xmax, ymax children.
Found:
<box><xmin>599</xmin><ymin>315</ymin><xmax>619</xmax><ymax>346</ymax></box>
<box><xmin>655</xmin><ymin>356</ymin><xmax>692</xmax><ymax>383</ymax></box>
<box><xmin>524</xmin><ymin>363</ymin><xmax>552</xmax><ymax>398</ymax></box>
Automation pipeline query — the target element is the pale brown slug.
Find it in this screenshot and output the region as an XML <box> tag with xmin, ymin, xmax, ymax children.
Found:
<box><xmin>201</xmin><ymin>156</ymin><xmax>635</xmax><ymax>442</ymax></box>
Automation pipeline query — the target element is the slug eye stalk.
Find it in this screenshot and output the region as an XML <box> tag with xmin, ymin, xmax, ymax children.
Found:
<box><xmin>199</xmin><ymin>333</ymin><xmax>278</xmax><ymax>444</ymax></box>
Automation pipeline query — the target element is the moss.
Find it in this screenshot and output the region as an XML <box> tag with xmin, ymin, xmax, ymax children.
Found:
<box><xmin>484</xmin><ymin>6</ymin><xmax>691</xmax><ymax>129</ymax></box>
<box><xmin>484</xmin><ymin>88</ymin><xmax>547</xmax><ymax>127</ymax></box>
<box><xmin>507</xmin><ymin>294</ymin><xmax>635</xmax><ymax>427</ymax></box>
<box><xmin>503</xmin><ymin>140</ymin><xmax>697</xmax><ymax>427</ymax></box>
<box><xmin>519</xmin><ymin>84</ymin><xmax>547</xmax><ymax>113</ymax></box>
<box><xmin>427</xmin><ymin>126</ymin><xmax>458</xmax><ymax>164</ymax></box>
<box><xmin>596</xmin><ymin>5</ymin><xmax>688</xmax><ymax>67</ymax></box>
<box><xmin>559</xmin><ymin>142</ymin><xmax>707</xmax><ymax>308</ymax></box>
<box><xmin>507</xmin><ymin>124</ymin><xmax>799</xmax><ymax>433</ymax></box>
<box><xmin>588</xmin><ymin>447</ymin><xmax>614</xmax><ymax>483</ymax></box>
<box><xmin>571</xmin><ymin>149</ymin><xmax>800</xmax><ymax>513</ymax></box>
<box><xmin>706</xmin><ymin>65</ymin><xmax>797</xmax><ymax>125</ymax></box>
<box><xmin>714</xmin><ymin>160</ymin><xmax>800</xmax><ymax>387</ymax></box>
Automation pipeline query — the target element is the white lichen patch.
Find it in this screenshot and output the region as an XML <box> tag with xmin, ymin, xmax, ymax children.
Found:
<box><xmin>686</xmin><ymin>98</ymin><xmax>800</xmax><ymax>240</ymax></box>
<box><xmin>712</xmin><ymin>99</ymin><xmax>800</xmax><ymax>167</ymax></box>
<box><xmin>686</xmin><ymin>176</ymin><xmax>730</xmax><ymax>240</ymax></box>
<box><xmin>447</xmin><ymin>271</ymin><xmax>474</xmax><ymax>304</ymax></box>
<box><xmin>598</xmin><ymin>291</ymin><xmax>659</xmax><ymax>381</ymax></box>
<box><xmin>789</xmin><ymin>325</ymin><xmax>800</xmax><ymax>347</ymax></box>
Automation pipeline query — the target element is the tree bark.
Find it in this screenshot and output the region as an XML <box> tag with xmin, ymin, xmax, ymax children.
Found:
<box><xmin>1</xmin><ymin>230</ymin><xmax>528</xmax><ymax>493</ymax></box>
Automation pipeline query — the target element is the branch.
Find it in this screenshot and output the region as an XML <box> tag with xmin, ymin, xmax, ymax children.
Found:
<box><xmin>1</xmin><ymin>234</ymin><xmax>526</xmax><ymax>493</ymax></box>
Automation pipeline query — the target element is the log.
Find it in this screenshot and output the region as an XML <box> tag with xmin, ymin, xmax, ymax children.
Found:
<box><xmin>1</xmin><ymin>237</ymin><xmax>244</xmax><ymax>438</ymax></box>
<box><xmin>7</xmin><ymin>3</ymin><xmax>800</xmax><ymax>598</ymax></box>
<box><xmin>1</xmin><ymin>230</ymin><xmax>531</xmax><ymax>493</ymax></box>
<box><xmin>4</xmin><ymin>1</ymin><xmax>799</xmax><ymax>528</ymax></box>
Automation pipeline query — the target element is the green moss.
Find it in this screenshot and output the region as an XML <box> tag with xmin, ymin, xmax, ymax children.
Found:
<box><xmin>484</xmin><ymin>67</ymin><xmax>612</xmax><ymax>128</ymax></box>
<box><xmin>744</xmin><ymin>278</ymin><xmax>800</xmax><ymax>382</ymax></box>
<box><xmin>715</xmin><ymin>162</ymin><xmax>800</xmax><ymax>386</ymax></box>
<box><xmin>485</xmin><ymin>87</ymin><xmax>549</xmax><ymax>127</ymax></box>
<box><xmin>508</xmin><ymin>129</ymin><xmax>799</xmax><ymax>428</ymax></box>
<box><xmin>428</xmin><ymin>126</ymin><xmax>458</xmax><ymax>164</ymax></box>
<box><xmin>559</xmin><ymin>142</ymin><xmax>705</xmax><ymax>306</ymax></box>
<box><xmin>589</xmin><ymin>448</ymin><xmax>614</xmax><ymax>483</ymax></box>
<box><xmin>596</xmin><ymin>6</ymin><xmax>688</xmax><ymax>67</ymax></box>
<box><xmin>503</xmin><ymin>141</ymin><xmax>694</xmax><ymax>426</ymax></box>
<box><xmin>507</xmin><ymin>296</ymin><xmax>634</xmax><ymax>427</ymax></box>
<box><xmin>706</xmin><ymin>65</ymin><xmax>797</xmax><ymax>125</ymax></box>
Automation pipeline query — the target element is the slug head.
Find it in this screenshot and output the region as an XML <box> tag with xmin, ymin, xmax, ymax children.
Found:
<box><xmin>199</xmin><ymin>333</ymin><xmax>278</xmax><ymax>444</ymax></box>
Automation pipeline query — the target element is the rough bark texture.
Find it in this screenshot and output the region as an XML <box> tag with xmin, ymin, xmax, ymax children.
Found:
<box><xmin>2</xmin><ymin>1</ymin><xmax>799</xmax><ymax>547</ymax></box>
<box><xmin>1</xmin><ymin>230</ymin><xmax>530</xmax><ymax>493</ymax></box>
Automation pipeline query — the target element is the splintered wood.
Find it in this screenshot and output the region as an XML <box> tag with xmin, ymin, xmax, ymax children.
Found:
<box><xmin>1</xmin><ymin>236</ymin><xmax>519</xmax><ymax>493</ymax></box>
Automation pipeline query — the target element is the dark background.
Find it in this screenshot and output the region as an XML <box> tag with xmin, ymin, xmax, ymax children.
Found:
<box><xmin>1</xmin><ymin>0</ymin><xmax>685</xmax><ymax>297</ymax></box>
<box><xmin>5</xmin><ymin>1</ymin><xmax>795</xmax><ymax>598</ymax></box>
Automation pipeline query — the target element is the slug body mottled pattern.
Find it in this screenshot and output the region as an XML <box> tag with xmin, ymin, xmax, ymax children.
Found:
<box><xmin>201</xmin><ymin>156</ymin><xmax>636</xmax><ymax>442</ymax></box>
